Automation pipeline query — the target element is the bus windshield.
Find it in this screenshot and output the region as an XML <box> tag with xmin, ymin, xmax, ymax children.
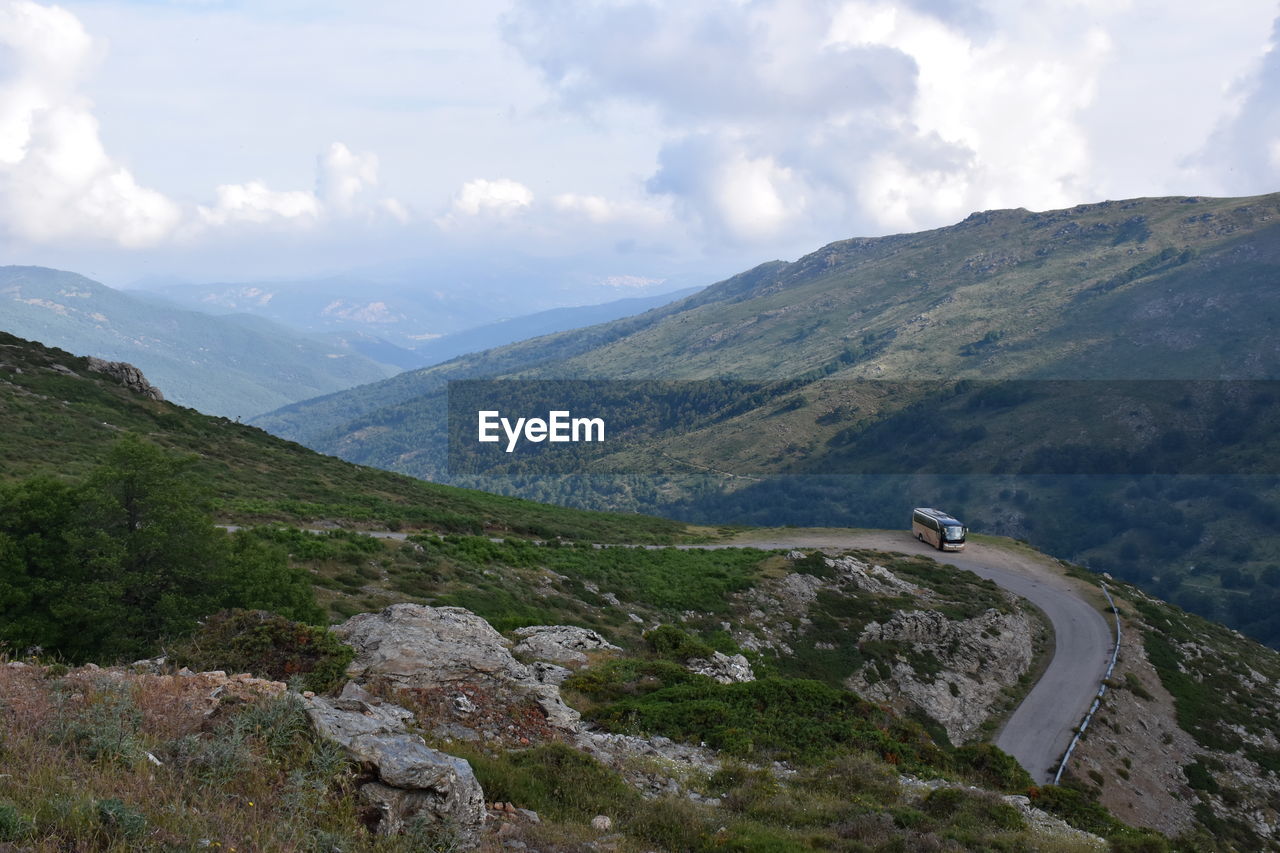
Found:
<box><xmin>944</xmin><ymin>525</ymin><xmax>965</xmax><ymax>541</ymax></box>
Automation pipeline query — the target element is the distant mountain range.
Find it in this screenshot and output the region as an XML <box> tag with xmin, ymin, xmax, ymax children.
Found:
<box><xmin>410</xmin><ymin>287</ymin><xmax>702</xmax><ymax>368</ymax></box>
<box><xmin>141</xmin><ymin>274</ymin><xmax>701</xmax><ymax>357</ymax></box>
<box><xmin>0</xmin><ymin>266</ymin><xmax>398</xmax><ymax>419</ymax></box>
<box><xmin>252</xmin><ymin>191</ymin><xmax>1280</xmax><ymax>645</ymax></box>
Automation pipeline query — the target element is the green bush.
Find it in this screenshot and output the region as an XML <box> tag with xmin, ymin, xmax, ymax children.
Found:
<box><xmin>171</xmin><ymin>609</ymin><xmax>354</xmax><ymax>693</ymax></box>
<box><xmin>644</xmin><ymin>625</ymin><xmax>715</xmax><ymax>661</ymax></box>
<box><xmin>590</xmin><ymin>677</ymin><xmax>944</xmax><ymax>767</ymax></box>
<box><xmin>461</xmin><ymin>743</ymin><xmax>639</xmax><ymax>822</ymax></box>
<box><xmin>950</xmin><ymin>743</ymin><xmax>1033</xmax><ymax>792</ymax></box>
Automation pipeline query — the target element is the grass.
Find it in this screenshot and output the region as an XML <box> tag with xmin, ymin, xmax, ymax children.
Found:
<box><xmin>0</xmin><ymin>663</ymin><xmax>451</xmax><ymax>852</ymax></box>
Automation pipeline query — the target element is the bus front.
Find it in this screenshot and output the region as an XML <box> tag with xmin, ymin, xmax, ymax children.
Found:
<box><xmin>941</xmin><ymin>522</ymin><xmax>967</xmax><ymax>551</ymax></box>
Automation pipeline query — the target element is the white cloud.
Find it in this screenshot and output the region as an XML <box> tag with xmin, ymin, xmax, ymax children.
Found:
<box><xmin>0</xmin><ymin>0</ymin><xmax>181</xmax><ymax>247</ymax></box>
<box><xmin>1196</xmin><ymin>14</ymin><xmax>1280</xmax><ymax>194</ymax></box>
<box><xmin>445</xmin><ymin>177</ymin><xmax>534</xmax><ymax>219</ymax></box>
<box><xmin>197</xmin><ymin>181</ymin><xmax>321</xmax><ymax>227</ymax></box>
<box><xmin>196</xmin><ymin>141</ymin><xmax>406</xmax><ymax>230</ymax></box>
<box><xmin>551</xmin><ymin>192</ymin><xmax>668</xmax><ymax>226</ymax></box>
<box><xmin>318</xmin><ymin>142</ymin><xmax>380</xmax><ymax>213</ymax></box>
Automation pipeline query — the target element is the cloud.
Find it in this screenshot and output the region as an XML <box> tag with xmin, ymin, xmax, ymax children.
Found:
<box><xmin>441</xmin><ymin>177</ymin><xmax>535</xmax><ymax>224</ymax></box>
<box><xmin>1196</xmin><ymin>14</ymin><xmax>1280</xmax><ymax>194</ymax></box>
<box><xmin>0</xmin><ymin>0</ymin><xmax>181</xmax><ymax>247</ymax></box>
<box><xmin>646</xmin><ymin>135</ymin><xmax>805</xmax><ymax>242</ymax></box>
<box><xmin>318</xmin><ymin>142</ymin><xmax>382</xmax><ymax>214</ymax></box>
<box><xmin>551</xmin><ymin>192</ymin><xmax>668</xmax><ymax>227</ymax></box>
<box><xmin>196</xmin><ymin>142</ymin><xmax>407</xmax><ymax>230</ymax></box>
<box><xmin>505</xmin><ymin>0</ymin><xmax>1123</xmax><ymax>242</ymax></box>
<box><xmin>197</xmin><ymin>181</ymin><xmax>321</xmax><ymax>227</ymax></box>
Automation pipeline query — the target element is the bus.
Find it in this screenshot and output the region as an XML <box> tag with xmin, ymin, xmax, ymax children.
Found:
<box><xmin>912</xmin><ymin>508</ymin><xmax>967</xmax><ymax>551</ymax></box>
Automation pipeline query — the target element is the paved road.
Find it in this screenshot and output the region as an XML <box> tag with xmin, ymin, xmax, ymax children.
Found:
<box><xmin>716</xmin><ymin>530</ymin><xmax>1114</xmax><ymax>784</ymax></box>
<box><xmin>224</xmin><ymin>523</ymin><xmax>1111</xmax><ymax>782</ymax></box>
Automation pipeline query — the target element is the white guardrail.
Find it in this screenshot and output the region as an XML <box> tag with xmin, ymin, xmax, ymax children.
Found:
<box><xmin>1052</xmin><ymin>581</ymin><xmax>1121</xmax><ymax>786</ymax></box>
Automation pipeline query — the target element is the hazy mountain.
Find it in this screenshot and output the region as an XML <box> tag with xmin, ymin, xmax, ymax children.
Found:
<box><xmin>141</xmin><ymin>270</ymin><xmax>700</xmax><ymax>352</ymax></box>
<box><xmin>411</xmin><ymin>286</ymin><xmax>702</xmax><ymax>368</ymax></box>
<box><xmin>0</xmin><ymin>266</ymin><xmax>398</xmax><ymax>419</ymax></box>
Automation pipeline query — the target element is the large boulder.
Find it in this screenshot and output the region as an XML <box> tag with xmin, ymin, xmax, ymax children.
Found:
<box><xmin>86</xmin><ymin>357</ymin><xmax>164</xmax><ymax>401</ymax></box>
<box><xmin>333</xmin><ymin>604</ymin><xmax>581</xmax><ymax>733</ymax></box>
<box><xmin>512</xmin><ymin>625</ymin><xmax>621</xmax><ymax>665</ymax></box>
<box><xmin>305</xmin><ymin>682</ymin><xmax>485</xmax><ymax>842</ymax></box>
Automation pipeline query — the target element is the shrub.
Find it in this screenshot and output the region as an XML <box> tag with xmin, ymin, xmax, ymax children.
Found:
<box><xmin>950</xmin><ymin>743</ymin><xmax>1033</xmax><ymax>792</ymax></box>
<box><xmin>644</xmin><ymin>625</ymin><xmax>715</xmax><ymax>661</ymax></box>
<box><xmin>171</xmin><ymin>609</ymin><xmax>354</xmax><ymax>693</ymax></box>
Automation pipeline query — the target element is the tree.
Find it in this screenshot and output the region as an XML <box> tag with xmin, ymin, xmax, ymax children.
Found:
<box><xmin>0</xmin><ymin>436</ymin><xmax>324</xmax><ymax>663</ymax></box>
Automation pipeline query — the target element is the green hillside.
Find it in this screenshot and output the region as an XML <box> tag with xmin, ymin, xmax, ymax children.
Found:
<box><xmin>0</xmin><ymin>331</ymin><xmax>696</xmax><ymax>544</ymax></box>
<box><xmin>251</xmin><ymin>192</ymin><xmax>1280</xmax><ymax>645</ymax></box>
<box><xmin>0</xmin><ymin>266</ymin><xmax>398</xmax><ymax>419</ymax></box>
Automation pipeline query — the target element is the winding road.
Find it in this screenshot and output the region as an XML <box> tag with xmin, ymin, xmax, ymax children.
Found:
<box><xmin>227</xmin><ymin>523</ymin><xmax>1113</xmax><ymax>782</ymax></box>
<box><xmin>717</xmin><ymin>530</ymin><xmax>1115</xmax><ymax>784</ymax></box>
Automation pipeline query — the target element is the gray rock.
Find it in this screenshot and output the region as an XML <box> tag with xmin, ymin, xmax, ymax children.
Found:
<box><xmin>305</xmin><ymin>682</ymin><xmax>485</xmax><ymax>843</ymax></box>
<box><xmin>85</xmin><ymin>357</ymin><xmax>164</xmax><ymax>401</ymax></box>
<box><xmin>849</xmin><ymin>608</ymin><xmax>1032</xmax><ymax>744</ymax></box>
<box><xmin>686</xmin><ymin>651</ymin><xmax>755</xmax><ymax>684</ymax></box>
<box><xmin>512</xmin><ymin>625</ymin><xmax>621</xmax><ymax>665</ymax></box>
<box><xmin>334</xmin><ymin>604</ymin><xmax>581</xmax><ymax>732</ymax></box>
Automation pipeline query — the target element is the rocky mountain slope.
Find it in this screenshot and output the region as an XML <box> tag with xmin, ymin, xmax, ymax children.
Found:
<box><xmin>0</xmin><ymin>266</ymin><xmax>399</xmax><ymax>418</ymax></box>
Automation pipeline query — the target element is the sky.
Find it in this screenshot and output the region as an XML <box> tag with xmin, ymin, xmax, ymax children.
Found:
<box><xmin>0</xmin><ymin>0</ymin><xmax>1278</xmax><ymax>297</ymax></box>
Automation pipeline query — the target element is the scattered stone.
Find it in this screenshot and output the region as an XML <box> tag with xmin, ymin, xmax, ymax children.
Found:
<box><xmin>304</xmin><ymin>682</ymin><xmax>485</xmax><ymax>844</ymax></box>
<box><xmin>512</xmin><ymin>625</ymin><xmax>621</xmax><ymax>665</ymax></box>
<box><xmin>686</xmin><ymin>651</ymin><xmax>755</xmax><ymax>684</ymax></box>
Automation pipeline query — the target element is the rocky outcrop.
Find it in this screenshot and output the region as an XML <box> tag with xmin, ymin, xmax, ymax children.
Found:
<box><xmin>85</xmin><ymin>357</ymin><xmax>164</xmax><ymax>401</ymax></box>
<box><xmin>849</xmin><ymin>608</ymin><xmax>1033</xmax><ymax>744</ymax></box>
<box><xmin>686</xmin><ymin>651</ymin><xmax>754</xmax><ymax>684</ymax></box>
<box><xmin>333</xmin><ymin>604</ymin><xmax>581</xmax><ymax>734</ymax></box>
<box><xmin>512</xmin><ymin>625</ymin><xmax>621</xmax><ymax>665</ymax></box>
<box><xmin>305</xmin><ymin>682</ymin><xmax>485</xmax><ymax>843</ymax></box>
<box><xmin>825</xmin><ymin>555</ymin><xmax>917</xmax><ymax>596</ymax></box>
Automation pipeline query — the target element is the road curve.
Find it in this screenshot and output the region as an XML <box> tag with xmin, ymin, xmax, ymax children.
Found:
<box><xmin>224</xmin><ymin>523</ymin><xmax>1111</xmax><ymax>782</ymax></box>
<box><xmin>715</xmin><ymin>530</ymin><xmax>1114</xmax><ymax>784</ymax></box>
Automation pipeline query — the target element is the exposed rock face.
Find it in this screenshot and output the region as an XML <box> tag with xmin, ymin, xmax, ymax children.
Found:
<box><xmin>825</xmin><ymin>555</ymin><xmax>917</xmax><ymax>595</ymax></box>
<box><xmin>305</xmin><ymin>682</ymin><xmax>485</xmax><ymax>842</ymax></box>
<box><xmin>512</xmin><ymin>625</ymin><xmax>621</xmax><ymax>665</ymax></box>
<box><xmin>686</xmin><ymin>651</ymin><xmax>755</xmax><ymax>684</ymax></box>
<box><xmin>85</xmin><ymin>357</ymin><xmax>164</xmax><ymax>401</ymax></box>
<box><xmin>849</xmin><ymin>608</ymin><xmax>1033</xmax><ymax>744</ymax></box>
<box><xmin>334</xmin><ymin>604</ymin><xmax>581</xmax><ymax>733</ymax></box>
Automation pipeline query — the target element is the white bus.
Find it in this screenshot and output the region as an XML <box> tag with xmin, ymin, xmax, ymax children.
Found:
<box><xmin>912</xmin><ymin>508</ymin><xmax>967</xmax><ymax>551</ymax></box>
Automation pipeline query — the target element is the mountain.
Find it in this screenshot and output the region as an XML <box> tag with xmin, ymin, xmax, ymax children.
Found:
<box><xmin>0</xmin><ymin>330</ymin><xmax>692</xmax><ymax>544</ymax></box>
<box><xmin>410</xmin><ymin>286</ymin><xmax>703</xmax><ymax>368</ymax></box>
<box><xmin>251</xmin><ymin>191</ymin><xmax>1280</xmax><ymax>645</ymax></box>
<box><xmin>2</xmin><ymin>328</ymin><xmax>1276</xmax><ymax>849</ymax></box>
<box><xmin>142</xmin><ymin>271</ymin><xmax>700</xmax><ymax>353</ymax></box>
<box><xmin>0</xmin><ymin>266</ymin><xmax>399</xmax><ymax>419</ymax></box>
